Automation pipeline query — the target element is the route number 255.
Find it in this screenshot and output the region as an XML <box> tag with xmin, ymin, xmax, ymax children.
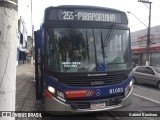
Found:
<box><xmin>63</xmin><ymin>11</ymin><xmax>74</xmax><ymax>20</ymax></box>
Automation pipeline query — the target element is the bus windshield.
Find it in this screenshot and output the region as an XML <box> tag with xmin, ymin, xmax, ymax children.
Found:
<box><xmin>45</xmin><ymin>28</ymin><xmax>130</xmax><ymax>72</ymax></box>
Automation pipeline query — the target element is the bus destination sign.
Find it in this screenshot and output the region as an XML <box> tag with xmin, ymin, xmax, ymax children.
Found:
<box><xmin>48</xmin><ymin>9</ymin><xmax>125</xmax><ymax>23</ymax></box>
<box><xmin>62</xmin><ymin>11</ymin><xmax>116</xmax><ymax>22</ymax></box>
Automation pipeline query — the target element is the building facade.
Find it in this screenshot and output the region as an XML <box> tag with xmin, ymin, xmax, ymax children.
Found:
<box><xmin>131</xmin><ymin>25</ymin><xmax>160</xmax><ymax>66</ymax></box>
<box><xmin>17</xmin><ymin>17</ymin><xmax>28</xmax><ymax>65</ymax></box>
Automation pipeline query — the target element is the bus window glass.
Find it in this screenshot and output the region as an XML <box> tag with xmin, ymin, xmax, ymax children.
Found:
<box><xmin>45</xmin><ymin>28</ymin><xmax>130</xmax><ymax>72</ymax></box>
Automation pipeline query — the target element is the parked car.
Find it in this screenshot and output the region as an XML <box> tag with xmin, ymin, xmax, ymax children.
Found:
<box><xmin>132</xmin><ymin>66</ymin><xmax>160</xmax><ymax>89</ymax></box>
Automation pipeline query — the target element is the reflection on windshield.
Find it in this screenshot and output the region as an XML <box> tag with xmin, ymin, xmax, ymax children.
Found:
<box><xmin>45</xmin><ymin>28</ymin><xmax>130</xmax><ymax>72</ymax></box>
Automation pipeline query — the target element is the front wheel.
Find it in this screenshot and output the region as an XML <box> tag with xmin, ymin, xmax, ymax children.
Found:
<box><xmin>132</xmin><ymin>77</ymin><xmax>137</xmax><ymax>84</ymax></box>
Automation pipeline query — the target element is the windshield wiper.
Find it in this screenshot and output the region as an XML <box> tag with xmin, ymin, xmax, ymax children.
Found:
<box><xmin>103</xmin><ymin>24</ymin><xmax>116</xmax><ymax>47</ymax></box>
<box><xmin>86</xmin><ymin>30</ymin><xmax>89</xmax><ymax>60</ymax></box>
<box><xmin>68</xmin><ymin>23</ymin><xmax>90</xmax><ymax>60</ymax></box>
<box><xmin>68</xmin><ymin>23</ymin><xmax>88</xmax><ymax>47</ymax></box>
<box><xmin>100</xmin><ymin>24</ymin><xmax>116</xmax><ymax>64</ymax></box>
<box><xmin>100</xmin><ymin>31</ymin><xmax>105</xmax><ymax>63</ymax></box>
<box><xmin>68</xmin><ymin>22</ymin><xmax>80</xmax><ymax>34</ymax></box>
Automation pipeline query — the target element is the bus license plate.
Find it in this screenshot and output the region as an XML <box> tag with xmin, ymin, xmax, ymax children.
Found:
<box><xmin>90</xmin><ymin>102</ymin><xmax>106</xmax><ymax>109</ymax></box>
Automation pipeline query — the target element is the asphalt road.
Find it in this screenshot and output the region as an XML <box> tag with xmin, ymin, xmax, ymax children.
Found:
<box><xmin>43</xmin><ymin>84</ymin><xmax>160</xmax><ymax>120</ymax></box>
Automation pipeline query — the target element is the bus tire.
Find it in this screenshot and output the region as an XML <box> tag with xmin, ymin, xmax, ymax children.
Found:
<box><xmin>132</xmin><ymin>77</ymin><xmax>137</xmax><ymax>84</ymax></box>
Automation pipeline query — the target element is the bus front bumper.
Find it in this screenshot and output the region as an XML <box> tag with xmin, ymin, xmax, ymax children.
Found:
<box><xmin>44</xmin><ymin>87</ymin><xmax>133</xmax><ymax>114</ymax></box>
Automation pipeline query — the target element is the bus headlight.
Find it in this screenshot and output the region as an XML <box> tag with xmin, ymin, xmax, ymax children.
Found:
<box><xmin>47</xmin><ymin>86</ymin><xmax>66</xmax><ymax>102</ymax></box>
<box><xmin>48</xmin><ymin>86</ymin><xmax>55</xmax><ymax>94</ymax></box>
<box><xmin>125</xmin><ymin>80</ymin><xmax>132</xmax><ymax>96</ymax></box>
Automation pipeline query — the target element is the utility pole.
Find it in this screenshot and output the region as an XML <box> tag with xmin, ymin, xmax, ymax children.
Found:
<box><xmin>30</xmin><ymin>0</ymin><xmax>34</xmax><ymax>67</ymax></box>
<box><xmin>0</xmin><ymin>0</ymin><xmax>18</xmax><ymax>119</ymax></box>
<box><xmin>138</xmin><ymin>0</ymin><xmax>152</xmax><ymax>66</ymax></box>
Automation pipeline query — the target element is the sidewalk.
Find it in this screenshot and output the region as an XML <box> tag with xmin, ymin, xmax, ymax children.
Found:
<box><xmin>16</xmin><ymin>64</ymin><xmax>36</xmax><ymax>112</ymax></box>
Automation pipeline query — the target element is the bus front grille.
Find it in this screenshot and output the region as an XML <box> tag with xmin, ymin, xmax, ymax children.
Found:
<box><xmin>61</xmin><ymin>75</ymin><xmax>127</xmax><ymax>86</ymax></box>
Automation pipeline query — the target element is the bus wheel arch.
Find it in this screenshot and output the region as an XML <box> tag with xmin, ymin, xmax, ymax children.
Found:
<box><xmin>132</xmin><ymin>76</ymin><xmax>137</xmax><ymax>84</ymax></box>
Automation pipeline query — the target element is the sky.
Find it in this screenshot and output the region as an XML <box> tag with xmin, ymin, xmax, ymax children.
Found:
<box><xmin>18</xmin><ymin>0</ymin><xmax>160</xmax><ymax>35</ymax></box>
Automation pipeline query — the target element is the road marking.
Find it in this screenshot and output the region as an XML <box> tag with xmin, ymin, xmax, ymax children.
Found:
<box><xmin>143</xmin><ymin>117</ymin><xmax>155</xmax><ymax>120</ymax></box>
<box><xmin>133</xmin><ymin>93</ymin><xmax>160</xmax><ymax>105</ymax></box>
<box><xmin>134</xmin><ymin>85</ymin><xmax>160</xmax><ymax>94</ymax></box>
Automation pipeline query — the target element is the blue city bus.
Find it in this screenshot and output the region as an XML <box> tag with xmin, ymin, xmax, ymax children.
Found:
<box><xmin>34</xmin><ymin>5</ymin><xmax>133</xmax><ymax>114</ymax></box>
